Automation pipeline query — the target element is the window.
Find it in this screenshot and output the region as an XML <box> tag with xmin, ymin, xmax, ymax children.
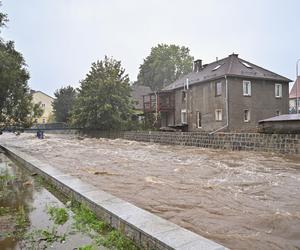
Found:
<box><xmin>182</xmin><ymin>91</ymin><xmax>187</xmax><ymax>103</ymax></box>
<box><xmin>276</xmin><ymin>110</ymin><xmax>281</xmax><ymax>116</ymax></box>
<box><xmin>34</xmin><ymin>119</ymin><xmax>38</xmax><ymax>123</ymax></box>
<box><xmin>41</xmin><ymin>103</ymin><xmax>45</xmax><ymax>108</ymax></box>
<box><xmin>215</xmin><ymin>82</ymin><xmax>222</xmax><ymax>96</ymax></box>
<box><xmin>196</xmin><ymin>112</ymin><xmax>202</xmax><ymax>128</ymax></box>
<box><xmin>243</xmin><ymin>80</ymin><xmax>251</xmax><ymax>96</ymax></box>
<box><xmin>215</xmin><ymin>109</ymin><xmax>222</xmax><ymax>121</ymax></box>
<box><xmin>275</xmin><ymin>84</ymin><xmax>282</xmax><ymax>98</ymax></box>
<box><xmin>181</xmin><ymin>109</ymin><xmax>187</xmax><ymax>124</ymax></box>
<box><xmin>241</xmin><ymin>61</ymin><xmax>252</xmax><ymax>68</ymax></box>
<box><xmin>244</xmin><ymin>109</ymin><xmax>250</xmax><ymax>122</ymax></box>
<box><xmin>42</xmin><ymin>118</ymin><xmax>46</xmax><ymax>123</ymax></box>
<box><xmin>212</xmin><ymin>64</ymin><xmax>221</xmax><ymax>71</ymax></box>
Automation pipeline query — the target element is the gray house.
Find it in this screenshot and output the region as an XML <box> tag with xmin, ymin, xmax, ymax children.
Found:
<box><xmin>143</xmin><ymin>53</ymin><xmax>291</xmax><ymax>132</ymax></box>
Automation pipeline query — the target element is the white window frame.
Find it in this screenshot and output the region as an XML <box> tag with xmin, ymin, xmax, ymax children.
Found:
<box><xmin>215</xmin><ymin>82</ymin><xmax>222</xmax><ymax>96</ymax></box>
<box><xmin>275</xmin><ymin>83</ymin><xmax>282</xmax><ymax>98</ymax></box>
<box><xmin>196</xmin><ymin>111</ymin><xmax>202</xmax><ymax>128</ymax></box>
<box><xmin>181</xmin><ymin>109</ymin><xmax>187</xmax><ymax>124</ymax></box>
<box><xmin>215</xmin><ymin>109</ymin><xmax>222</xmax><ymax>121</ymax></box>
<box><xmin>243</xmin><ymin>80</ymin><xmax>251</xmax><ymax>96</ymax></box>
<box><xmin>244</xmin><ymin>109</ymin><xmax>250</xmax><ymax>122</ymax></box>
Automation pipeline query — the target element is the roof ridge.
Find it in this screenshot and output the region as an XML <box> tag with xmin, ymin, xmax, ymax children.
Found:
<box><xmin>238</xmin><ymin>58</ymin><xmax>290</xmax><ymax>80</ymax></box>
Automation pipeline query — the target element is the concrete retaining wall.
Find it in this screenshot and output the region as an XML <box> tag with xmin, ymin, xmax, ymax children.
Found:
<box><xmin>1</xmin><ymin>145</ymin><xmax>227</xmax><ymax>250</ymax></box>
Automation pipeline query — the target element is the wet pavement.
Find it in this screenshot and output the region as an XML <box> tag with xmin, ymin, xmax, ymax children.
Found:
<box><xmin>0</xmin><ymin>152</ymin><xmax>97</xmax><ymax>250</ymax></box>
<box><xmin>1</xmin><ymin>133</ymin><xmax>300</xmax><ymax>250</ymax></box>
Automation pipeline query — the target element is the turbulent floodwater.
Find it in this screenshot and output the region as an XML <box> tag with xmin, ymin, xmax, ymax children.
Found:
<box><xmin>1</xmin><ymin>133</ymin><xmax>300</xmax><ymax>250</ymax></box>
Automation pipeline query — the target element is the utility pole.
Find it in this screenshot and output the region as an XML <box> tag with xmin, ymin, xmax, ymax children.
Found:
<box><xmin>297</xmin><ymin>59</ymin><xmax>300</xmax><ymax>114</ymax></box>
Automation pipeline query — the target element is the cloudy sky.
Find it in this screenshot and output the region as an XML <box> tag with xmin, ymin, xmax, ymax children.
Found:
<box><xmin>1</xmin><ymin>0</ymin><xmax>299</xmax><ymax>96</ymax></box>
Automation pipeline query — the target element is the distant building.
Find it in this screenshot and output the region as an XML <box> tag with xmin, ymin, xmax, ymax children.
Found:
<box><xmin>258</xmin><ymin>114</ymin><xmax>300</xmax><ymax>134</ymax></box>
<box><xmin>143</xmin><ymin>53</ymin><xmax>292</xmax><ymax>132</ymax></box>
<box><xmin>31</xmin><ymin>90</ymin><xmax>54</xmax><ymax>124</ymax></box>
<box><xmin>289</xmin><ymin>76</ymin><xmax>300</xmax><ymax>114</ymax></box>
<box><xmin>131</xmin><ymin>85</ymin><xmax>152</xmax><ymax>121</ymax></box>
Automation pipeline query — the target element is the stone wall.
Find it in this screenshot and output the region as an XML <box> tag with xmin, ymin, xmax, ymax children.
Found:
<box><xmin>25</xmin><ymin>129</ymin><xmax>300</xmax><ymax>154</ymax></box>
<box><xmin>122</xmin><ymin>131</ymin><xmax>300</xmax><ymax>154</ymax></box>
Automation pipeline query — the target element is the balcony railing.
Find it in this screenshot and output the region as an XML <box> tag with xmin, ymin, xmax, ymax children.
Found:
<box><xmin>143</xmin><ymin>92</ymin><xmax>175</xmax><ymax>113</ymax></box>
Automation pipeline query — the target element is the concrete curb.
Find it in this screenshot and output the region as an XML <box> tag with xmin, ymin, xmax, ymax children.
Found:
<box><xmin>1</xmin><ymin>144</ymin><xmax>228</xmax><ymax>250</ymax></box>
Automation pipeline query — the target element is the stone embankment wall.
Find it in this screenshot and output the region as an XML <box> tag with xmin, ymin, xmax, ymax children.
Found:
<box><xmin>81</xmin><ymin>130</ymin><xmax>300</xmax><ymax>154</ymax></box>
<box><xmin>24</xmin><ymin>129</ymin><xmax>300</xmax><ymax>154</ymax></box>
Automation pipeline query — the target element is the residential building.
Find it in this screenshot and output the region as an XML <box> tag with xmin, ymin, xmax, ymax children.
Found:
<box><xmin>143</xmin><ymin>54</ymin><xmax>291</xmax><ymax>132</ymax></box>
<box><xmin>31</xmin><ymin>90</ymin><xmax>54</xmax><ymax>124</ymax></box>
<box><xmin>289</xmin><ymin>76</ymin><xmax>300</xmax><ymax>113</ymax></box>
<box><xmin>131</xmin><ymin>85</ymin><xmax>152</xmax><ymax>121</ymax></box>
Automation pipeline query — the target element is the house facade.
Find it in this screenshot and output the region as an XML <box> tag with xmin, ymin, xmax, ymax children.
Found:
<box><xmin>143</xmin><ymin>54</ymin><xmax>291</xmax><ymax>132</ymax></box>
<box><xmin>31</xmin><ymin>90</ymin><xmax>54</xmax><ymax>124</ymax></box>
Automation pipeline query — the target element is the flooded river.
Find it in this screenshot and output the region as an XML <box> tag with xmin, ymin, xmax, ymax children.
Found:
<box><xmin>1</xmin><ymin>133</ymin><xmax>300</xmax><ymax>249</ymax></box>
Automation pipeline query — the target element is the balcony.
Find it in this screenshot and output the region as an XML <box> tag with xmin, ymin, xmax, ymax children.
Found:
<box><xmin>143</xmin><ymin>91</ymin><xmax>175</xmax><ymax>113</ymax></box>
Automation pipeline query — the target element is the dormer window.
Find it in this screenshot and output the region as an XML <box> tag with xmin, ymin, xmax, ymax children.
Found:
<box><xmin>241</xmin><ymin>61</ymin><xmax>252</xmax><ymax>68</ymax></box>
<box><xmin>212</xmin><ymin>65</ymin><xmax>221</xmax><ymax>71</ymax></box>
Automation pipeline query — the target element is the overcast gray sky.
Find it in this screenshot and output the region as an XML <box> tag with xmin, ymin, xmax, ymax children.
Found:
<box><xmin>1</xmin><ymin>0</ymin><xmax>299</xmax><ymax>96</ymax></box>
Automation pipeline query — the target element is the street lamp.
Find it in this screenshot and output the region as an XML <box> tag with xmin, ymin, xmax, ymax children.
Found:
<box><xmin>297</xmin><ymin>59</ymin><xmax>300</xmax><ymax>114</ymax></box>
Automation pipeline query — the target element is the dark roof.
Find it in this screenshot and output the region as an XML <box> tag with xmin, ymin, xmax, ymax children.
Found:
<box><xmin>259</xmin><ymin>114</ymin><xmax>300</xmax><ymax>123</ymax></box>
<box><xmin>163</xmin><ymin>54</ymin><xmax>292</xmax><ymax>91</ymax></box>
<box><xmin>289</xmin><ymin>76</ymin><xmax>300</xmax><ymax>99</ymax></box>
<box><xmin>131</xmin><ymin>85</ymin><xmax>152</xmax><ymax>110</ymax></box>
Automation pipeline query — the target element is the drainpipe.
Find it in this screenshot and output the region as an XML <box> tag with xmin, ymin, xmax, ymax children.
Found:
<box><xmin>154</xmin><ymin>91</ymin><xmax>158</xmax><ymax>124</ymax></box>
<box><xmin>209</xmin><ymin>75</ymin><xmax>229</xmax><ymax>135</ymax></box>
<box><xmin>296</xmin><ymin>59</ymin><xmax>300</xmax><ymax>114</ymax></box>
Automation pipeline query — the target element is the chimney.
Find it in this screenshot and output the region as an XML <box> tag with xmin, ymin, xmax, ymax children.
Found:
<box><xmin>193</xmin><ymin>59</ymin><xmax>202</xmax><ymax>72</ymax></box>
<box><xmin>230</xmin><ymin>53</ymin><xmax>239</xmax><ymax>57</ymax></box>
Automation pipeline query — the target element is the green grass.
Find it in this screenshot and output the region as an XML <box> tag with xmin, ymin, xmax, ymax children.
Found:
<box><xmin>72</xmin><ymin>202</ymin><xmax>108</xmax><ymax>234</ymax></box>
<box><xmin>34</xmin><ymin>175</ymin><xmax>139</xmax><ymax>250</ymax></box>
<box><xmin>47</xmin><ymin>206</ymin><xmax>69</xmax><ymax>225</ymax></box>
<box><xmin>71</xmin><ymin>202</ymin><xmax>139</xmax><ymax>250</ymax></box>
<box><xmin>0</xmin><ymin>206</ymin><xmax>10</xmax><ymax>216</ymax></box>
<box><xmin>78</xmin><ymin>244</ymin><xmax>95</xmax><ymax>250</ymax></box>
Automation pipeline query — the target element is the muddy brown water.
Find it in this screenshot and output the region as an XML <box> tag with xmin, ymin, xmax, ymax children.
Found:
<box><xmin>0</xmin><ymin>152</ymin><xmax>97</xmax><ymax>249</ymax></box>
<box><xmin>1</xmin><ymin>133</ymin><xmax>300</xmax><ymax>250</ymax></box>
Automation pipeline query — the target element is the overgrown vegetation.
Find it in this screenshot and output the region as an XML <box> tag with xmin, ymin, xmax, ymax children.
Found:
<box><xmin>52</xmin><ymin>85</ymin><xmax>77</xmax><ymax>123</ymax></box>
<box><xmin>25</xmin><ymin>226</ymin><xmax>67</xmax><ymax>249</ymax></box>
<box><xmin>136</xmin><ymin>43</ymin><xmax>194</xmax><ymax>91</ymax></box>
<box><xmin>47</xmin><ymin>206</ymin><xmax>69</xmax><ymax>225</ymax></box>
<box><xmin>71</xmin><ymin>56</ymin><xmax>135</xmax><ymax>130</ymax></box>
<box><xmin>71</xmin><ymin>202</ymin><xmax>139</xmax><ymax>250</ymax></box>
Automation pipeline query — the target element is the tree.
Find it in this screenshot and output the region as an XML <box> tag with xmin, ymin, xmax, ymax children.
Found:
<box><xmin>0</xmin><ymin>3</ymin><xmax>41</xmax><ymax>129</ymax></box>
<box><xmin>71</xmin><ymin>56</ymin><xmax>134</xmax><ymax>130</ymax></box>
<box><xmin>137</xmin><ymin>44</ymin><xmax>194</xmax><ymax>91</ymax></box>
<box><xmin>52</xmin><ymin>86</ymin><xmax>76</xmax><ymax>123</ymax></box>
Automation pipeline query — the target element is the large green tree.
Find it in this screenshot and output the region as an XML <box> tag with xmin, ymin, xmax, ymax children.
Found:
<box><xmin>52</xmin><ymin>86</ymin><xmax>76</xmax><ymax>123</ymax></box>
<box><xmin>137</xmin><ymin>44</ymin><xmax>194</xmax><ymax>91</ymax></box>
<box><xmin>71</xmin><ymin>56</ymin><xmax>134</xmax><ymax>129</ymax></box>
<box><xmin>0</xmin><ymin>3</ymin><xmax>41</xmax><ymax>128</ymax></box>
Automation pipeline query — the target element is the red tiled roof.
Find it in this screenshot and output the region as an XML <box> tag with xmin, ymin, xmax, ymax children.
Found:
<box><xmin>289</xmin><ymin>76</ymin><xmax>300</xmax><ymax>99</ymax></box>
